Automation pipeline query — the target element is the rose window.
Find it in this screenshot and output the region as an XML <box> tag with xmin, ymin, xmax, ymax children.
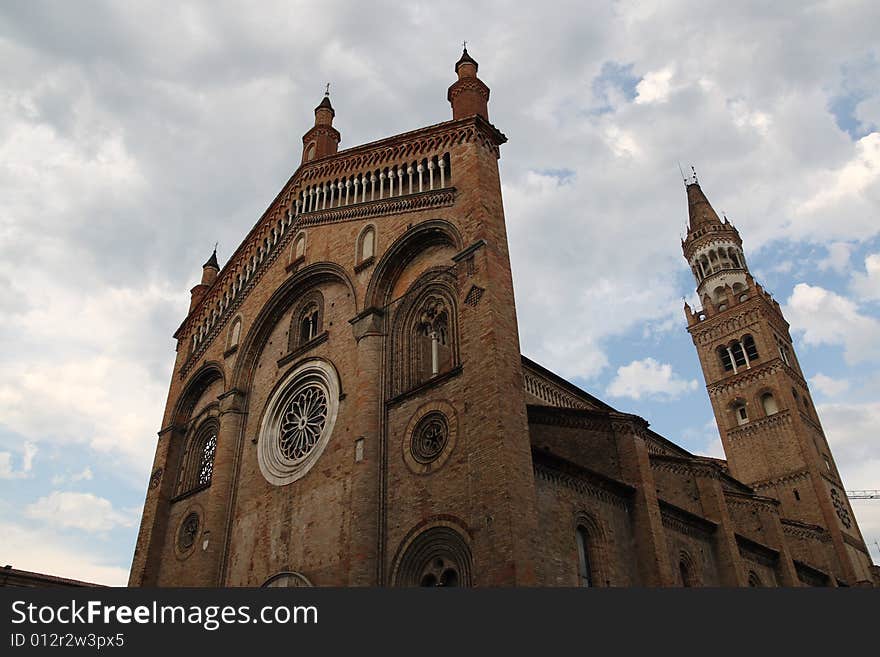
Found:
<box><xmin>258</xmin><ymin>360</ymin><xmax>340</xmax><ymax>486</ymax></box>
<box><xmin>279</xmin><ymin>385</ymin><xmax>328</xmax><ymax>462</ymax></box>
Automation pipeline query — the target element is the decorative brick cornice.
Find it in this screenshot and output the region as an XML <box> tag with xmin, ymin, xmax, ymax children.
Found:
<box><xmin>750</xmin><ymin>468</ymin><xmax>810</xmax><ymax>492</ymax></box>
<box><xmin>707</xmin><ymin>360</ymin><xmax>808</xmax><ymax>396</ymax></box>
<box><xmin>526</xmin><ymin>405</ymin><xmax>613</xmax><ymax>432</ymax></box>
<box><xmin>725</xmin><ymin>409</ymin><xmax>792</xmax><ymax>441</ymax></box>
<box><xmin>724</xmin><ymin>491</ymin><xmax>779</xmax><ymax>515</ymax></box>
<box><xmin>659</xmin><ymin>501</ymin><xmax>717</xmax><ymax>539</ymax></box>
<box><xmin>793</xmin><ymin>559</ymin><xmax>832</xmax><ymax>586</ymax></box>
<box><xmin>297</xmin><ymin>116</ymin><xmax>506</xmax><ymax>183</ymax></box>
<box><xmin>523</xmin><ymin>371</ymin><xmax>598</xmax><ymax>411</ymax></box>
<box><xmin>781</xmin><ymin>518</ymin><xmax>832</xmax><ymax>543</ymax></box>
<box><xmin>297</xmin><ymin>188</ymin><xmax>455</xmax><ymax>229</ymax></box>
<box><xmin>736</xmin><ymin>534</ymin><xmax>779</xmax><ymax>568</ymax></box>
<box><xmin>650</xmin><ymin>454</ymin><xmax>725</xmax><ymax>480</ymax></box>
<box><xmin>532</xmin><ymin>451</ymin><xmax>632</xmax><ymax>510</ymax></box>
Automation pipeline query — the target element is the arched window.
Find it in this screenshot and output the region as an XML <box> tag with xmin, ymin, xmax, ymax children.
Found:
<box><xmin>289</xmin><ymin>291</ymin><xmax>324</xmax><ymax>351</ymax></box>
<box><xmin>576</xmin><ymin>527</ymin><xmax>592</xmax><ymax>587</ymax></box>
<box><xmin>679</xmin><ymin>559</ymin><xmax>694</xmax><ymax>587</ymax></box>
<box><xmin>730</xmin><ymin>341</ymin><xmax>747</xmax><ymax>368</ymax></box>
<box><xmin>718</xmin><ymin>346</ymin><xmax>734</xmax><ymax>372</ymax></box>
<box><xmin>748</xmin><ymin>571</ymin><xmax>762</xmax><ymax>587</ymax></box>
<box><xmin>356</xmin><ymin>225</ymin><xmax>376</xmax><ymax>266</ymax></box>
<box><xmin>293</xmin><ymin>232</ymin><xmax>306</xmax><ymax>261</ymax></box>
<box><xmin>760</xmin><ymin>392</ymin><xmax>778</xmax><ymax>416</ymax></box>
<box><xmin>176</xmin><ymin>421</ymin><xmax>219</xmax><ymax>497</ymax></box>
<box><xmin>300</xmin><ymin>303</ymin><xmax>319</xmax><ymax>343</ymax></box>
<box><xmin>227</xmin><ymin>316</ymin><xmax>242</xmax><ymax>351</ymax></box>
<box><xmin>742</xmin><ymin>334</ymin><xmax>759</xmax><ymax>361</ymax></box>
<box><xmin>390</xmin><ymin>274</ymin><xmax>459</xmax><ymax>397</ymax></box>
<box><xmin>392</xmin><ymin>524</ymin><xmax>472</xmax><ymax>587</ymax></box>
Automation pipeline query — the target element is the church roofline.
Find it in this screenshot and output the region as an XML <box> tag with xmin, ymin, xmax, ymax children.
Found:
<box><xmin>521</xmin><ymin>354</ymin><xmax>615</xmax><ymax>412</ymax></box>
<box><xmin>174</xmin><ymin>114</ymin><xmax>507</xmax><ymax>339</ymax></box>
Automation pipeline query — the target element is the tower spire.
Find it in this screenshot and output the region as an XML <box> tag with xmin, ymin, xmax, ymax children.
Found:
<box><xmin>301</xmin><ymin>86</ymin><xmax>341</xmax><ymax>164</ymax></box>
<box><xmin>448</xmin><ymin>44</ymin><xmax>490</xmax><ymax>120</ymax></box>
<box><xmin>685</xmin><ymin>178</ymin><xmax>723</xmax><ymax>233</ymax></box>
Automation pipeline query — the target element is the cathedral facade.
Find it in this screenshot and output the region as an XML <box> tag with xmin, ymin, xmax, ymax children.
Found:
<box><xmin>129</xmin><ymin>49</ymin><xmax>877</xmax><ymax>587</ymax></box>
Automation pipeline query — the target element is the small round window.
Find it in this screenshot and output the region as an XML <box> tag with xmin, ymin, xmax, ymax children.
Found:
<box><xmin>258</xmin><ymin>360</ymin><xmax>340</xmax><ymax>486</ymax></box>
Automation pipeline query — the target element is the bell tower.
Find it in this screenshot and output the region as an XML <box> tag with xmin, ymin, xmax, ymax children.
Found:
<box><xmin>682</xmin><ymin>173</ymin><xmax>875</xmax><ymax>585</ymax></box>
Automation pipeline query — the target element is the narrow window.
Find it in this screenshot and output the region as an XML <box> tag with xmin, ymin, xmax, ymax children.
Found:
<box><xmin>731</xmin><ymin>341</ymin><xmax>747</xmax><ymax>368</ymax></box>
<box><xmin>576</xmin><ymin>527</ymin><xmax>592</xmax><ymax>587</ymax></box>
<box><xmin>360</xmin><ymin>227</ymin><xmax>375</xmax><ymax>261</ymax></box>
<box><xmin>761</xmin><ymin>393</ymin><xmax>778</xmax><ymax>416</ymax></box>
<box><xmin>743</xmin><ymin>335</ymin><xmax>759</xmax><ymax>361</ymax></box>
<box><xmin>823</xmin><ymin>455</ymin><xmax>832</xmax><ymax>472</ymax></box>
<box><xmin>748</xmin><ymin>571</ymin><xmax>762</xmax><ymax>587</ymax></box>
<box><xmin>718</xmin><ymin>346</ymin><xmax>733</xmax><ymax>372</ymax></box>
<box><xmin>734</xmin><ymin>402</ymin><xmax>748</xmax><ymax>426</ymax></box>
<box><xmin>300</xmin><ymin>304</ymin><xmax>319</xmax><ymax>343</ymax></box>
<box><xmin>198</xmin><ymin>430</ymin><xmax>217</xmax><ymax>486</ymax></box>
<box><xmin>793</xmin><ymin>489</ymin><xmax>801</xmax><ymax>501</ymax></box>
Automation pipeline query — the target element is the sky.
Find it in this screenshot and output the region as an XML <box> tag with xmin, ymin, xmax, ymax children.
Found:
<box><xmin>1</xmin><ymin>1</ymin><xmax>878</xmax><ymax>586</ymax></box>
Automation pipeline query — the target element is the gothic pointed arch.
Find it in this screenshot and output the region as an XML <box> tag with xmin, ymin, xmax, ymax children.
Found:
<box><xmin>364</xmin><ymin>219</ymin><xmax>463</xmax><ymax>310</ymax></box>
<box><xmin>171</xmin><ymin>361</ymin><xmax>226</xmax><ymax>427</ymax></box>
<box><xmin>231</xmin><ymin>262</ymin><xmax>356</xmax><ymax>395</ymax></box>
<box><xmin>388</xmin><ymin>267</ymin><xmax>460</xmax><ymax>397</ymax></box>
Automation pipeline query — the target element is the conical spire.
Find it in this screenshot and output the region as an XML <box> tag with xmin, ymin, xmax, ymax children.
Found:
<box><xmin>203</xmin><ymin>248</ymin><xmax>219</xmax><ymax>271</ymax></box>
<box><xmin>200</xmin><ymin>247</ymin><xmax>220</xmax><ymax>286</ymax></box>
<box><xmin>686</xmin><ymin>181</ymin><xmax>722</xmax><ymax>232</ymax></box>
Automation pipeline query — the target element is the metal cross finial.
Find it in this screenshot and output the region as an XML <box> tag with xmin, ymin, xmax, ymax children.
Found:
<box><xmin>213</xmin><ymin>241</ymin><xmax>219</xmax><ymax>254</ymax></box>
<box><xmin>324</xmin><ymin>82</ymin><xmax>330</xmax><ymax>96</ymax></box>
<box><xmin>462</xmin><ymin>40</ymin><xmax>467</xmax><ymax>51</ymax></box>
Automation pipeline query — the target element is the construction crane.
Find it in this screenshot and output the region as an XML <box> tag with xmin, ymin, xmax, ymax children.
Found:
<box><xmin>847</xmin><ymin>490</ymin><xmax>880</xmax><ymax>499</ymax></box>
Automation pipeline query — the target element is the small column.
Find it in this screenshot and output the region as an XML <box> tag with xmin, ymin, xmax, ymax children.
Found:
<box><xmin>428</xmin><ymin>160</ymin><xmax>435</xmax><ymax>190</ymax></box>
<box><xmin>726</xmin><ymin>346</ymin><xmax>738</xmax><ymax>374</ymax></box>
<box><xmin>397</xmin><ymin>167</ymin><xmax>404</xmax><ymax>196</ymax></box>
<box><xmin>345</xmin><ymin>179</ymin><xmax>350</xmax><ymax>205</ymax></box>
<box><xmin>407</xmin><ymin>165</ymin><xmax>413</xmax><ymax>194</ymax></box>
<box><xmin>329</xmin><ymin>183</ymin><xmax>336</xmax><ymax>208</ymax></box>
<box><xmin>379</xmin><ymin>171</ymin><xmax>385</xmax><ymax>200</ymax></box>
<box><xmin>417</xmin><ymin>163</ymin><xmax>424</xmax><ymax>192</ymax></box>
<box><xmin>370</xmin><ymin>174</ymin><xmax>376</xmax><ymax>201</ymax></box>
<box><xmin>439</xmin><ymin>158</ymin><xmax>446</xmax><ymax>188</ymax></box>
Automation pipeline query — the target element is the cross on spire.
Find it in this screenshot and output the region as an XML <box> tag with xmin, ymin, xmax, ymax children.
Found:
<box><xmin>462</xmin><ymin>40</ymin><xmax>467</xmax><ymax>50</ymax></box>
<box><xmin>324</xmin><ymin>82</ymin><xmax>330</xmax><ymax>96</ymax></box>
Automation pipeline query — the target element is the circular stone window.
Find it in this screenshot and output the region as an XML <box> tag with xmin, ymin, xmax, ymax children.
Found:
<box><xmin>258</xmin><ymin>359</ymin><xmax>340</xmax><ymax>486</ymax></box>
<box><xmin>411</xmin><ymin>413</ymin><xmax>448</xmax><ymax>464</ymax></box>
<box><xmin>175</xmin><ymin>510</ymin><xmax>201</xmax><ymax>559</ymax></box>
<box><xmin>402</xmin><ymin>401</ymin><xmax>457</xmax><ymax>475</ymax></box>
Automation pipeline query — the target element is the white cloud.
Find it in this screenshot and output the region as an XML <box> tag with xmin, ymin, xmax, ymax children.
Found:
<box><xmin>796</xmin><ymin>132</ymin><xmax>880</xmax><ymax>217</ymax></box>
<box><xmin>52</xmin><ymin>467</ymin><xmax>95</xmax><ymax>486</ymax></box>
<box><xmin>810</xmin><ymin>373</ymin><xmax>850</xmax><ymax>397</ymax></box>
<box><xmin>0</xmin><ymin>441</ymin><xmax>37</xmax><ymax>479</ymax></box>
<box><xmin>784</xmin><ymin>283</ymin><xmax>880</xmax><ymax>364</ymax></box>
<box><xmin>635</xmin><ymin>67</ymin><xmax>674</xmax><ymax>104</ymax></box>
<box><xmin>851</xmin><ymin>253</ymin><xmax>880</xmax><ymax>301</ymax></box>
<box><xmin>606</xmin><ymin>358</ymin><xmax>698</xmax><ymax>400</ymax></box>
<box><xmin>818</xmin><ymin>241</ymin><xmax>853</xmax><ymax>273</ymax></box>
<box><xmin>0</xmin><ymin>522</ymin><xmax>129</xmax><ymax>586</ymax></box>
<box><xmin>24</xmin><ymin>491</ymin><xmax>137</xmax><ymax>533</ymax></box>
